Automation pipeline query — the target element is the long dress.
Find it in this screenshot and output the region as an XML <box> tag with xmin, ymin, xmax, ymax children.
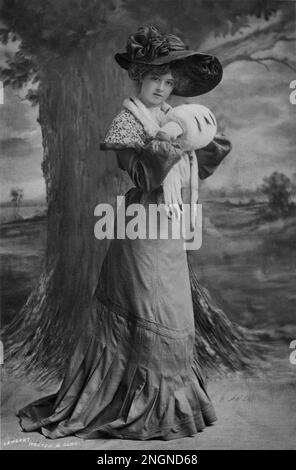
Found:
<box><xmin>17</xmin><ymin>106</ymin><xmax>232</xmax><ymax>441</ymax></box>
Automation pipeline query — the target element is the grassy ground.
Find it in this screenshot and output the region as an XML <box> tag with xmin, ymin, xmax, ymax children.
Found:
<box><xmin>1</xmin><ymin>344</ymin><xmax>295</xmax><ymax>450</ymax></box>
<box><xmin>192</xmin><ymin>201</ymin><xmax>296</xmax><ymax>329</ymax></box>
<box><xmin>1</xmin><ymin>200</ymin><xmax>296</xmax><ymax>449</ymax></box>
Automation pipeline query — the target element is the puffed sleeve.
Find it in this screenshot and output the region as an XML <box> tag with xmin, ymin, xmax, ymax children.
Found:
<box><xmin>196</xmin><ymin>133</ymin><xmax>232</xmax><ymax>180</ymax></box>
<box><xmin>103</xmin><ymin>110</ymin><xmax>184</xmax><ymax>192</ymax></box>
<box><xmin>115</xmin><ymin>142</ymin><xmax>184</xmax><ymax>193</ymax></box>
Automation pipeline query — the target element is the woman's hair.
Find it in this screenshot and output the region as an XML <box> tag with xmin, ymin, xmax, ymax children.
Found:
<box><xmin>128</xmin><ymin>63</ymin><xmax>173</xmax><ymax>82</ymax></box>
<box><xmin>128</xmin><ymin>62</ymin><xmax>186</xmax><ymax>93</ymax></box>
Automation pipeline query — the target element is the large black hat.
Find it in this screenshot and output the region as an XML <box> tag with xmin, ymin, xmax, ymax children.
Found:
<box><xmin>115</xmin><ymin>25</ymin><xmax>223</xmax><ymax>97</ymax></box>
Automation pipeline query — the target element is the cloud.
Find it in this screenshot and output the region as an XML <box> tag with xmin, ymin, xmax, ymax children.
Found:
<box><xmin>0</xmin><ymin>84</ymin><xmax>44</xmax><ymax>201</ymax></box>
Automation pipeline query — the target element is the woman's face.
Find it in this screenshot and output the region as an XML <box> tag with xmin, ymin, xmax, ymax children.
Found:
<box><xmin>138</xmin><ymin>71</ymin><xmax>175</xmax><ymax>108</ymax></box>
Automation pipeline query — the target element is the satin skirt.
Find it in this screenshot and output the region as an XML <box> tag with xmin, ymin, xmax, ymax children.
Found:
<box><xmin>17</xmin><ymin>187</ymin><xmax>217</xmax><ymax>440</ymax></box>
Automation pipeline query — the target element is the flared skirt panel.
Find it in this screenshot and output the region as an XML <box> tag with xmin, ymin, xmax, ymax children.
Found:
<box><xmin>17</xmin><ymin>187</ymin><xmax>217</xmax><ymax>440</ymax></box>
<box><xmin>17</xmin><ymin>299</ymin><xmax>217</xmax><ymax>440</ymax></box>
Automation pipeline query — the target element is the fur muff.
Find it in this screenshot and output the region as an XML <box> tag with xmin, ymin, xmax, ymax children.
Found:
<box><xmin>163</xmin><ymin>104</ymin><xmax>217</xmax><ymax>150</ymax></box>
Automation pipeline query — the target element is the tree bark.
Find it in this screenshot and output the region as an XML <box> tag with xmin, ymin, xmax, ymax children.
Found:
<box><xmin>4</xmin><ymin>36</ymin><xmax>134</xmax><ymax>382</ymax></box>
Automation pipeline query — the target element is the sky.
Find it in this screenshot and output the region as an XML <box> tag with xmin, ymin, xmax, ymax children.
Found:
<box><xmin>0</xmin><ymin>35</ymin><xmax>45</xmax><ymax>203</ymax></box>
<box><xmin>196</xmin><ymin>56</ymin><xmax>296</xmax><ymax>192</ymax></box>
<box><xmin>0</xmin><ymin>12</ymin><xmax>295</xmax><ymax>203</ymax></box>
<box><xmin>0</xmin><ymin>86</ymin><xmax>44</xmax><ymax>202</ymax></box>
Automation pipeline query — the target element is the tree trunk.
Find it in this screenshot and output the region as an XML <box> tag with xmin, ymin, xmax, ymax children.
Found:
<box><xmin>4</xmin><ymin>35</ymin><xmax>133</xmax><ymax>382</ymax></box>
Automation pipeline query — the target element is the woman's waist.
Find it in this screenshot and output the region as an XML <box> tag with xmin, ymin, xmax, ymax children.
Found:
<box><xmin>125</xmin><ymin>185</ymin><xmax>193</xmax><ymax>205</ymax></box>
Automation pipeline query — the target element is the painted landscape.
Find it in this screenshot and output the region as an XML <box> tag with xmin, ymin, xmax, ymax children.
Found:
<box><xmin>1</xmin><ymin>197</ymin><xmax>296</xmax><ymax>450</ymax></box>
<box><xmin>1</xmin><ymin>0</ymin><xmax>295</xmax><ymax>451</ymax></box>
<box><xmin>1</xmin><ymin>197</ymin><xmax>296</xmax><ymax>331</ymax></box>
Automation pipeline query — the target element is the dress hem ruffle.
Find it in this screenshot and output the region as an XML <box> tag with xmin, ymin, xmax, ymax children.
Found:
<box><xmin>16</xmin><ymin>297</ymin><xmax>217</xmax><ymax>441</ymax></box>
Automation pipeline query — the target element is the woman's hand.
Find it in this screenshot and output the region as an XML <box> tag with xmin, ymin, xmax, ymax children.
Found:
<box><xmin>162</xmin><ymin>166</ymin><xmax>183</xmax><ymax>220</ymax></box>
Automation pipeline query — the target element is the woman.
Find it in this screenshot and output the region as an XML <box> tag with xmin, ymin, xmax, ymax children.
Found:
<box><xmin>17</xmin><ymin>26</ymin><xmax>257</xmax><ymax>441</ymax></box>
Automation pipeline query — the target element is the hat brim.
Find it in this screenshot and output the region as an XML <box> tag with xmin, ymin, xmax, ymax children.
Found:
<box><xmin>115</xmin><ymin>50</ymin><xmax>223</xmax><ymax>97</ymax></box>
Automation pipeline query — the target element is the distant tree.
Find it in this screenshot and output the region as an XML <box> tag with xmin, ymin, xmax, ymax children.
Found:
<box><xmin>261</xmin><ymin>171</ymin><xmax>295</xmax><ymax>218</ymax></box>
<box><xmin>10</xmin><ymin>187</ymin><xmax>23</xmax><ymax>206</ymax></box>
<box><xmin>9</xmin><ymin>187</ymin><xmax>24</xmax><ymax>218</ymax></box>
